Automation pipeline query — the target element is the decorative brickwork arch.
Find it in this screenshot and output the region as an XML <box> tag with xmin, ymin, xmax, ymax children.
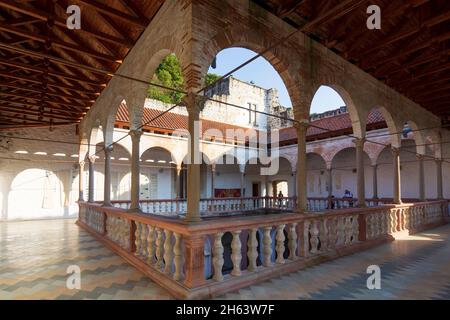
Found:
<box><xmin>365</xmin><ymin>106</ymin><xmax>402</xmax><ymax>148</ymax></box>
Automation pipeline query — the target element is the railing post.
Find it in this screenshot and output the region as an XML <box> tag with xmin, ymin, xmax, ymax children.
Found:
<box><xmin>213</xmin><ymin>232</ymin><xmax>224</xmax><ymax>281</ymax></box>
<box><xmin>184</xmin><ymin>234</ymin><xmax>206</xmax><ymax>288</ymax></box>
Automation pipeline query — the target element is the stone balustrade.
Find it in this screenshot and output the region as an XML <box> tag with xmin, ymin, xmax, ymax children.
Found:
<box><xmin>78</xmin><ymin>200</ymin><xmax>448</xmax><ymax>299</ymax></box>
<box><xmin>104</xmin><ymin>196</ymin><xmax>296</xmax><ymax>217</ymax></box>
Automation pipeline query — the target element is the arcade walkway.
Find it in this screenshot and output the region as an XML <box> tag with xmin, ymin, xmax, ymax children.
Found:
<box><xmin>1</xmin><ymin>219</ymin><xmax>450</xmax><ymax>300</ymax></box>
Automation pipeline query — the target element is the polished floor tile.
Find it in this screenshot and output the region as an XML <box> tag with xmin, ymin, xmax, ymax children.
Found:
<box><xmin>1</xmin><ymin>219</ymin><xmax>450</xmax><ymax>300</ymax></box>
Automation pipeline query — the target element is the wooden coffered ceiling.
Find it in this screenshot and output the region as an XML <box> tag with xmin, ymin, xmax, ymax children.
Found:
<box><xmin>0</xmin><ymin>0</ymin><xmax>448</xmax><ymax>130</ymax></box>
<box><xmin>0</xmin><ymin>0</ymin><xmax>164</xmax><ymax>129</ymax></box>
<box><xmin>255</xmin><ymin>0</ymin><xmax>450</xmax><ymax>122</ymax></box>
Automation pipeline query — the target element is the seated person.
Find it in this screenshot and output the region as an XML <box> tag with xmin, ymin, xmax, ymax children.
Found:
<box><xmin>343</xmin><ymin>189</ymin><xmax>354</xmax><ymax>207</ymax></box>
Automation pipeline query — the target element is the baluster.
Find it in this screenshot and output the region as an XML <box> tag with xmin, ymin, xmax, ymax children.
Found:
<box><xmin>351</xmin><ymin>215</ymin><xmax>359</xmax><ymax>243</ymax></box>
<box><xmin>231</xmin><ymin>231</ymin><xmax>242</xmax><ymax>276</ymax></box>
<box><xmin>173</xmin><ymin>232</ymin><xmax>184</xmax><ymax>281</ymax></box>
<box><xmin>247</xmin><ymin>229</ymin><xmax>258</xmax><ymax>271</ymax></box>
<box><xmin>288</xmin><ymin>223</ymin><xmax>298</xmax><ymax>260</ymax></box>
<box><xmin>404</xmin><ymin>208</ymin><xmax>410</xmax><ymax>231</ymax></box>
<box><xmin>140</xmin><ymin>223</ymin><xmax>147</xmax><ymax>257</ymax></box>
<box><xmin>163</xmin><ymin>230</ymin><xmax>173</xmax><ymax>274</ymax></box>
<box><xmin>263</xmin><ymin>227</ymin><xmax>273</xmax><ymax>267</ymax></box>
<box><xmin>213</xmin><ymin>232</ymin><xmax>224</xmax><ymax>281</ymax></box>
<box><xmin>320</xmin><ymin>219</ymin><xmax>329</xmax><ymax>251</ymax></box>
<box><xmin>275</xmin><ymin>225</ymin><xmax>286</xmax><ymax>264</ymax></box>
<box><xmin>310</xmin><ymin>220</ymin><xmax>319</xmax><ymax>254</ymax></box>
<box><xmin>344</xmin><ymin>216</ymin><xmax>352</xmax><ymax>245</ymax></box>
<box><xmin>155</xmin><ymin>228</ymin><xmax>164</xmax><ymax>269</ymax></box>
<box><xmin>302</xmin><ymin>221</ymin><xmax>310</xmax><ymax>256</ymax></box>
<box><xmin>147</xmin><ymin>225</ymin><xmax>155</xmax><ymax>265</ymax></box>
<box><xmin>336</xmin><ymin>217</ymin><xmax>345</xmax><ymax>246</ymax></box>
<box><xmin>327</xmin><ymin>217</ymin><xmax>337</xmax><ymax>250</ymax></box>
<box><xmin>389</xmin><ymin>211</ymin><xmax>396</xmax><ymax>234</ymax></box>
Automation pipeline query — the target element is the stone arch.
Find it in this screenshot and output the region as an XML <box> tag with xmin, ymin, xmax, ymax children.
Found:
<box><xmin>365</xmin><ymin>106</ymin><xmax>403</xmax><ymax>148</ymax></box>
<box><xmin>141</xmin><ymin>146</ymin><xmax>177</xmax><ymax>167</ymax></box>
<box><xmin>8</xmin><ymin>168</ymin><xmax>65</xmax><ymax>220</ymax></box>
<box><xmin>268</xmin><ymin>156</ymin><xmax>293</xmax><ymax>175</ymax></box>
<box><xmin>103</xmin><ymin>97</ymin><xmax>127</xmax><ymax>146</ymax></box>
<box><xmin>87</xmin><ymin>121</ymin><xmax>103</xmax><ymax>157</ymax></box>
<box><xmin>406</xmin><ymin>121</ymin><xmax>426</xmax><ymax>155</ymax></box>
<box><xmin>310</xmin><ymin>84</ymin><xmax>364</xmax><ymax>138</ymax></box>
<box><xmin>306</xmin><ymin>152</ymin><xmax>327</xmax><ymax>170</ymax></box>
<box><xmin>201</xmin><ymin>23</ymin><xmax>302</xmax><ymax>110</ymax></box>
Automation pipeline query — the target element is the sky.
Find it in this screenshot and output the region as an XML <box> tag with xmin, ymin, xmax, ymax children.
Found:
<box><xmin>207</xmin><ymin>47</ymin><xmax>345</xmax><ymax>114</ymax></box>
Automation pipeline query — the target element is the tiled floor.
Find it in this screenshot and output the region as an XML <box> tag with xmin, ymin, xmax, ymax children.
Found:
<box><xmin>1</xmin><ymin>219</ymin><xmax>450</xmax><ymax>300</ymax></box>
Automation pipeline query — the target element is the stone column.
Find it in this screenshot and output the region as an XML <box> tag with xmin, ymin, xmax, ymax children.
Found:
<box><xmin>175</xmin><ymin>166</ymin><xmax>182</xmax><ymax>213</ymax></box>
<box><xmin>295</xmin><ymin>121</ymin><xmax>308</xmax><ymax>212</ymax></box>
<box><xmin>327</xmin><ymin>168</ymin><xmax>332</xmax><ymax>198</ymax></box>
<box><xmin>129</xmin><ymin>129</ymin><xmax>142</xmax><ymax>212</ymax></box>
<box><xmin>436</xmin><ymin>159</ymin><xmax>443</xmax><ymax>199</ymax></box>
<box><xmin>102</xmin><ymin>144</ymin><xmax>113</xmax><ymax>207</ymax></box>
<box><xmin>240</xmin><ymin>172</ymin><xmax>245</xmax><ymax>197</ymax></box>
<box><xmin>185</xmin><ymin>94</ymin><xmax>205</xmax><ymax>223</ymax></box>
<box><xmin>78</xmin><ymin>161</ymin><xmax>85</xmax><ymax>201</ymax></box>
<box><xmin>372</xmin><ymin>164</ymin><xmax>378</xmax><ymax>199</ymax></box>
<box><xmin>392</xmin><ymin>147</ymin><xmax>402</xmax><ymax>204</ymax></box>
<box><xmin>354</xmin><ymin>138</ymin><xmax>366</xmax><ymax>207</ymax></box>
<box><xmin>327</xmin><ymin>168</ymin><xmax>333</xmax><ymax>208</ymax></box>
<box><xmin>211</xmin><ymin>163</ymin><xmax>216</xmax><ymax>198</ymax></box>
<box><xmin>292</xmin><ymin>170</ymin><xmax>297</xmax><ymax>198</ymax></box>
<box><xmin>87</xmin><ymin>156</ymin><xmax>95</xmax><ymax>202</ymax></box>
<box><xmin>175</xmin><ymin>166</ymin><xmax>182</xmax><ymax>199</ymax></box>
<box><xmin>417</xmin><ymin>154</ymin><xmax>425</xmax><ymax>201</ymax></box>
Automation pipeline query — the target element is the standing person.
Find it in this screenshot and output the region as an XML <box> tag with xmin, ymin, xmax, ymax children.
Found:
<box><xmin>277</xmin><ymin>190</ymin><xmax>284</xmax><ymax>207</ymax></box>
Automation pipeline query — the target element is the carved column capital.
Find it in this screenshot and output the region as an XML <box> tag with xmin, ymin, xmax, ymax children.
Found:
<box><xmin>352</xmin><ymin>137</ymin><xmax>365</xmax><ymax>147</ymax></box>
<box><xmin>293</xmin><ymin>119</ymin><xmax>309</xmax><ymax>132</ymax></box>
<box><xmin>391</xmin><ymin>147</ymin><xmax>401</xmax><ymax>157</ymax></box>
<box><xmin>129</xmin><ymin>129</ymin><xmax>142</xmax><ymax>140</ymax></box>
<box><xmin>182</xmin><ymin>92</ymin><xmax>207</xmax><ymax>114</ymax></box>
<box><xmin>88</xmin><ymin>155</ymin><xmax>97</xmax><ymax>164</ymax></box>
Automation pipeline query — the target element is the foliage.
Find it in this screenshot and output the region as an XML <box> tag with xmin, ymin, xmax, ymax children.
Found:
<box><xmin>147</xmin><ymin>54</ymin><xmax>184</xmax><ymax>104</ymax></box>
<box><xmin>204</xmin><ymin>73</ymin><xmax>221</xmax><ymax>87</ymax></box>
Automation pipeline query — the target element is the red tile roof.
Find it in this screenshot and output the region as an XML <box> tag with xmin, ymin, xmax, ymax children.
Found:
<box><xmin>115</xmin><ymin>104</ymin><xmax>386</xmax><ymax>143</ymax></box>
<box><xmin>116</xmin><ymin>103</ymin><xmax>259</xmax><ymax>142</ymax></box>
<box><xmin>278</xmin><ymin>108</ymin><xmax>386</xmax><ymax>142</ymax></box>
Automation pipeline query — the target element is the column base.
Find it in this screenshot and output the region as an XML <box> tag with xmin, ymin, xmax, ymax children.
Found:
<box><xmin>183</xmin><ymin>215</ymin><xmax>202</xmax><ymax>223</ymax></box>
<box><xmin>127</xmin><ymin>207</ymin><xmax>143</xmax><ymax>214</ymax></box>
<box><xmin>101</xmin><ymin>202</ymin><xmax>112</xmax><ymax>207</ymax></box>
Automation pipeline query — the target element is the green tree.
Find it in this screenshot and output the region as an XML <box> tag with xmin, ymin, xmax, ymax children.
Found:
<box><xmin>204</xmin><ymin>73</ymin><xmax>221</xmax><ymax>87</ymax></box>
<box><xmin>147</xmin><ymin>54</ymin><xmax>184</xmax><ymax>104</ymax></box>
